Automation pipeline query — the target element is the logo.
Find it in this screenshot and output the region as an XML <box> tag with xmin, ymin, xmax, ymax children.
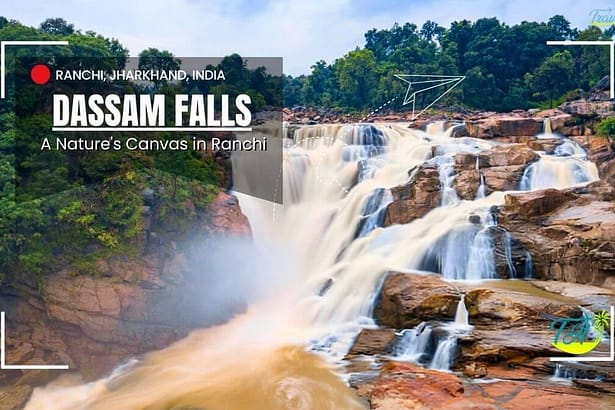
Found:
<box><xmin>550</xmin><ymin>310</ymin><xmax>610</xmax><ymax>355</ymax></box>
<box><xmin>590</xmin><ymin>8</ymin><xmax>615</xmax><ymax>27</ymax></box>
<box><xmin>548</xmin><ymin>306</ymin><xmax>614</xmax><ymax>362</ymax></box>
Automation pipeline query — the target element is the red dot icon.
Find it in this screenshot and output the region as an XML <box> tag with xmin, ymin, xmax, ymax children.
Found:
<box><xmin>31</xmin><ymin>64</ymin><xmax>51</xmax><ymax>85</ymax></box>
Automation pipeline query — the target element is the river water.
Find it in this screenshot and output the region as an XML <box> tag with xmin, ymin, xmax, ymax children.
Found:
<box><xmin>25</xmin><ymin>122</ymin><xmax>599</xmax><ymax>409</ymax></box>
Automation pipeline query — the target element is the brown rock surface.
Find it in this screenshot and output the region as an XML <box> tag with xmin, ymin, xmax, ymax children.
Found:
<box><xmin>499</xmin><ymin>189</ymin><xmax>615</xmax><ymax>284</ymax></box>
<box><xmin>352</xmin><ymin>361</ymin><xmax>614</xmax><ymax>410</ymax></box>
<box><xmin>384</xmin><ymin>166</ymin><xmax>441</xmax><ymax>226</ymax></box>
<box><xmin>374</xmin><ymin>273</ymin><xmax>460</xmax><ymax>328</ymax></box>
<box><xmin>347</xmin><ymin>329</ymin><xmax>398</xmax><ymax>357</ymax></box>
<box><xmin>502</xmin><ymin>188</ymin><xmax>577</xmax><ymax>219</ymax></box>
<box><xmin>0</xmin><ymin>385</ymin><xmax>32</xmax><ymax>410</ymax></box>
<box><xmin>0</xmin><ymin>191</ymin><xmax>252</xmax><ymax>399</ymax></box>
<box><xmin>453</xmin><ymin>144</ymin><xmax>538</xmax><ymax>199</ymax></box>
<box><xmin>559</xmin><ymin>99</ymin><xmax>614</xmax><ymax>117</ymax></box>
<box><xmin>465</xmin><ymin>116</ymin><xmax>543</xmax><ymax>138</ymax></box>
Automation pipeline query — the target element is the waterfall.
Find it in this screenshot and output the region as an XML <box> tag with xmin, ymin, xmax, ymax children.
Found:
<box><xmin>426</xmin><ymin>121</ymin><xmax>445</xmax><ymax>135</ymax></box>
<box><xmin>25</xmin><ymin>122</ymin><xmax>602</xmax><ymax>409</ymax></box>
<box><xmin>395</xmin><ymin>322</ymin><xmax>435</xmax><ymax>362</ymax></box>
<box><xmin>356</xmin><ymin>188</ymin><xmax>394</xmax><ymax>238</ymax></box>
<box><xmin>519</xmin><ymin>137</ymin><xmax>599</xmax><ymax>190</ymax></box>
<box><xmin>454</xmin><ymin>295</ymin><xmax>469</xmax><ymax>327</ymax></box>
<box><xmin>393</xmin><ymin>296</ymin><xmax>470</xmax><ymax>371</ymax></box>
<box><xmin>473</xmin><ymin>155</ymin><xmax>486</xmax><ymax>199</ymax></box>
<box><xmin>552</xmin><ymin>364</ymin><xmax>576</xmax><ymax>381</ymax></box>
<box><xmin>503</xmin><ymin>232</ymin><xmax>517</xmax><ymax>279</ymax></box>
<box><xmin>430</xmin><ymin>336</ymin><xmax>457</xmax><ymax>370</ymax></box>
<box><xmin>436</xmin><ymin>154</ymin><xmax>459</xmax><ymax>206</ymax></box>
<box><xmin>419</xmin><ymin>208</ymin><xmax>498</xmax><ymax>280</ymax></box>
<box><xmin>543</xmin><ymin>117</ymin><xmax>552</xmax><ymax>135</ymax></box>
<box><xmin>394</xmin><ymin>322</ymin><xmax>461</xmax><ymax>371</ymax></box>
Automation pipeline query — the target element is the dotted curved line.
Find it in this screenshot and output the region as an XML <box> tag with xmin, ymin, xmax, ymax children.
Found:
<box><xmin>361</xmin><ymin>97</ymin><xmax>398</xmax><ymax>122</ymax></box>
<box><xmin>289</xmin><ymin>131</ymin><xmax>352</xmax><ymax>194</ymax></box>
<box><xmin>273</xmin><ymin>125</ymin><xmax>389</xmax><ymax>222</ymax></box>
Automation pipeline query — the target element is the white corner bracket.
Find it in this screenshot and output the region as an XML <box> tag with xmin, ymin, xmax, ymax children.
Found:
<box><xmin>1</xmin><ymin>311</ymin><xmax>69</xmax><ymax>370</ymax></box>
<box><xmin>1</xmin><ymin>40</ymin><xmax>69</xmax><ymax>99</ymax></box>
<box><xmin>546</xmin><ymin>40</ymin><xmax>615</xmax><ymax>99</ymax></box>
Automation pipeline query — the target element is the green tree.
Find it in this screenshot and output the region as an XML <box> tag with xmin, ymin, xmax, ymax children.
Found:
<box><xmin>39</xmin><ymin>18</ymin><xmax>74</xmax><ymax>35</ymax></box>
<box><xmin>301</xmin><ymin>60</ymin><xmax>337</xmax><ymax>106</ymax></box>
<box><xmin>547</xmin><ymin>15</ymin><xmax>575</xmax><ymax>40</ymax></box>
<box><xmin>334</xmin><ymin>48</ymin><xmax>379</xmax><ymax>109</ymax></box>
<box><xmin>138</xmin><ymin>48</ymin><xmax>181</xmax><ymax>87</ymax></box>
<box><xmin>526</xmin><ymin>50</ymin><xmax>575</xmax><ymax>108</ymax></box>
<box><xmin>420</xmin><ymin>20</ymin><xmax>445</xmax><ymax>42</ymax></box>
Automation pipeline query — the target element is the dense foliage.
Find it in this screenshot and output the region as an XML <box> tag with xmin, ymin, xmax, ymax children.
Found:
<box><xmin>284</xmin><ymin>16</ymin><xmax>614</xmax><ymax>112</ymax></box>
<box><xmin>0</xmin><ymin>18</ymin><xmax>282</xmax><ymax>285</ymax></box>
<box><xmin>596</xmin><ymin>116</ymin><xmax>615</xmax><ymax>143</ymax></box>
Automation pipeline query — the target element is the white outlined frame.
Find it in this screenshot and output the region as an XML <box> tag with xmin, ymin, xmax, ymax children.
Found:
<box><xmin>550</xmin><ymin>306</ymin><xmax>614</xmax><ymax>362</ymax></box>
<box><xmin>1</xmin><ymin>40</ymin><xmax>70</xmax><ymax>371</ymax></box>
<box><xmin>1</xmin><ymin>40</ymin><xmax>69</xmax><ymax>99</ymax></box>
<box><xmin>1</xmin><ymin>312</ymin><xmax>69</xmax><ymax>370</ymax></box>
<box><xmin>546</xmin><ymin>40</ymin><xmax>615</xmax><ymax>99</ymax></box>
<box><xmin>394</xmin><ymin>74</ymin><xmax>465</xmax><ymax>120</ymax></box>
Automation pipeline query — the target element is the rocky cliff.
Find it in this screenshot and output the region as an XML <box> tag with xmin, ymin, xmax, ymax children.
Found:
<box><xmin>0</xmin><ymin>191</ymin><xmax>251</xmax><ymax>409</ymax></box>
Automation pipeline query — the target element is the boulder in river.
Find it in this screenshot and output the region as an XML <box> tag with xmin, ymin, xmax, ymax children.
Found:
<box><xmin>374</xmin><ymin>272</ymin><xmax>460</xmax><ymax>328</ymax></box>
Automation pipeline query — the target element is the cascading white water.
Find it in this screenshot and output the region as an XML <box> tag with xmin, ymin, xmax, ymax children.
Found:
<box><xmin>475</xmin><ymin>156</ymin><xmax>487</xmax><ymax>199</ymax></box>
<box><xmin>426</xmin><ymin>121</ymin><xmax>445</xmax><ymax>135</ymax></box>
<box><xmin>394</xmin><ymin>322</ymin><xmax>434</xmax><ymax>362</ymax></box>
<box><xmin>552</xmin><ymin>363</ymin><xmax>576</xmax><ymax>381</ymax></box>
<box><xmin>25</xmin><ymin>121</ymin><xmax>602</xmax><ymax>409</ymax></box>
<box><xmin>428</xmin><ymin>295</ymin><xmax>470</xmax><ymax>371</ymax></box>
<box><xmin>503</xmin><ymin>231</ymin><xmax>517</xmax><ymax>279</ymax></box>
<box><xmin>454</xmin><ymin>295</ymin><xmax>469</xmax><ymax>327</ymax></box>
<box><xmin>430</xmin><ymin>336</ymin><xmax>457</xmax><ymax>370</ymax></box>
<box><xmin>356</xmin><ymin>188</ymin><xmax>394</xmax><ymax>238</ymax></box>
<box><xmin>436</xmin><ymin>154</ymin><xmax>460</xmax><ymax>206</ymax></box>
<box><xmin>520</xmin><ymin>136</ymin><xmax>599</xmax><ymax>190</ymax></box>
<box><xmin>393</xmin><ymin>296</ymin><xmax>470</xmax><ymax>372</ymax></box>
<box><xmin>543</xmin><ymin>117</ymin><xmax>552</xmax><ymax>135</ymax></box>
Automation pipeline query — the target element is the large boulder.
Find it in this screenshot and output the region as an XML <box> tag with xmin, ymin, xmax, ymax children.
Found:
<box><xmin>499</xmin><ymin>189</ymin><xmax>615</xmax><ymax>284</ymax></box>
<box><xmin>453</xmin><ymin>144</ymin><xmax>538</xmax><ymax>198</ymax></box>
<box><xmin>346</xmin><ymin>329</ymin><xmax>398</xmax><ymax>357</ymax></box>
<box><xmin>374</xmin><ymin>272</ymin><xmax>460</xmax><ymax>329</ymax></box>
<box><xmin>352</xmin><ymin>361</ymin><xmax>465</xmax><ymax>409</ymax></box>
<box><xmin>501</xmin><ymin>188</ymin><xmax>576</xmax><ymax>219</ymax></box>
<box><xmin>559</xmin><ymin>99</ymin><xmax>615</xmax><ymax>118</ymax></box>
<box><xmin>384</xmin><ymin>166</ymin><xmax>441</xmax><ymax>226</ymax></box>
<box><xmin>465</xmin><ymin>116</ymin><xmax>544</xmax><ymax>138</ymax></box>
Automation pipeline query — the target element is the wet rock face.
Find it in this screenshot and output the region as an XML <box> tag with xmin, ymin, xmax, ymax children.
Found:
<box><xmin>374</xmin><ymin>273</ymin><xmax>460</xmax><ymax>329</ymax></box>
<box><xmin>559</xmin><ymin>100</ymin><xmax>615</xmax><ymax>117</ymax></box>
<box><xmin>346</xmin><ymin>329</ymin><xmax>398</xmax><ymax>357</ymax></box>
<box><xmin>465</xmin><ymin>116</ymin><xmax>544</xmax><ymax>138</ymax></box>
<box><xmin>384</xmin><ymin>166</ymin><xmax>441</xmax><ymax>226</ymax></box>
<box><xmin>361</xmin><ymin>271</ymin><xmax>615</xmax><ymax>408</ymax></box>
<box><xmin>0</xmin><ymin>191</ymin><xmax>252</xmax><ymax>386</ymax></box>
<box><xmin>384</xmin><ymin>144</ymin><xmax>539</xmax><ymax>226</ymax></box>
<box><xmin>453</xmin><ymin>144</ymin><xmax>538</xmax><ymax>199</ymax></box>
<box><xmin>352</xmin><ymin>361</ymin><xmax>615</xmax><ymax>410</ymax></box>
<box><xmin>499</xmin><ymin>187</ymin><xmax>615</xmax><ymax>285</ymax></box>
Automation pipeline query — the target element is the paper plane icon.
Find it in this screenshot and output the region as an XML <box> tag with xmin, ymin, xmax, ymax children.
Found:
<box><xmin>394</xmin><ymin>74</ymin><xmax>465</xmax><ymax>120</ymax></box>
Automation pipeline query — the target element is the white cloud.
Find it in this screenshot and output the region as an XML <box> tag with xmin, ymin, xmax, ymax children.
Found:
<box><xmin>1</xmin><ymin>0</ymin><xmax>604</xmax><ymax>75</ymax></box>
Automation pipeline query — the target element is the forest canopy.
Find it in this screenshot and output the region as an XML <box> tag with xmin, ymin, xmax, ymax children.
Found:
<box><xmin>284</xmin><ymin>15</ymin><xmax>614</xmax><ymax>112</ymax></box>
<box><xmin>0</xmin><ymin>17</ymin><xmax>281</xmax><ymax>285</ymax></box>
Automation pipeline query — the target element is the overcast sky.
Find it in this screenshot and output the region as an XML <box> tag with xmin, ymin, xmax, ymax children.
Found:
<box><xmin>1</xmin><ymin>0</ymin><xmax>609</xmax><ymax>75</ymax></box>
